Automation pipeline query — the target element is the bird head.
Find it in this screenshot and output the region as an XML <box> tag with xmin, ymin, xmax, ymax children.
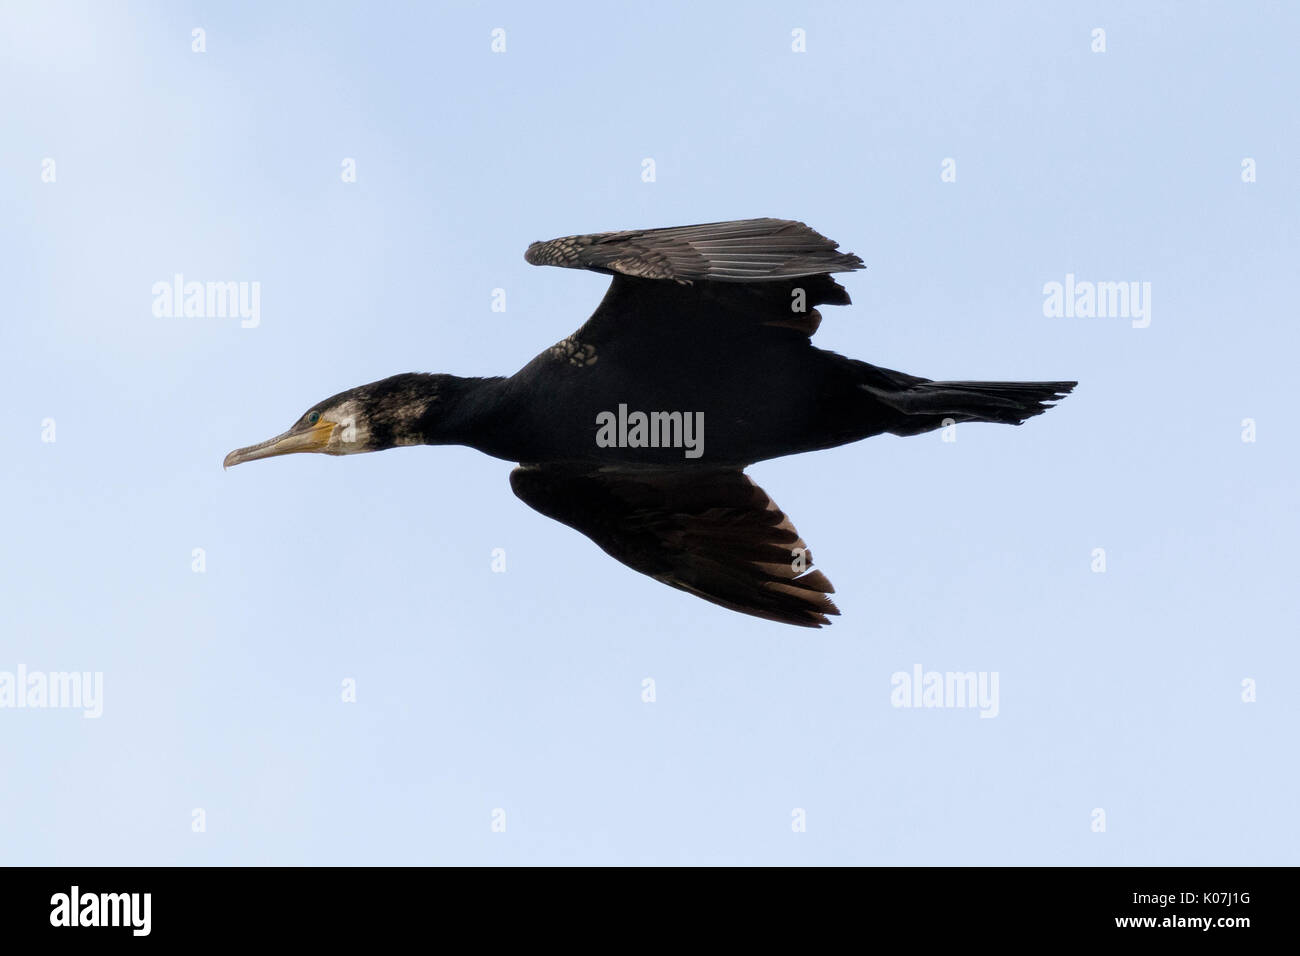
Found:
<box><xmin>223</xmin><ymin>373</ymin><xmax>441</xmax><ymax>469</ymax></box>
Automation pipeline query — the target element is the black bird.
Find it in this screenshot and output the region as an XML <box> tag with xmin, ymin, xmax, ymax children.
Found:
<box><xmin>224</xmin><ymin>219</ymin><xmax>1074</xmax><ymax>627</ymax></box>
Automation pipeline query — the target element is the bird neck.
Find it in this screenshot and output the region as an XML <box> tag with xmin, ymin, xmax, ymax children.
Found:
<box><xmin>421</xmin><ymin>375</ymin><xmax>513</xmax><ymax>452</ymax></box>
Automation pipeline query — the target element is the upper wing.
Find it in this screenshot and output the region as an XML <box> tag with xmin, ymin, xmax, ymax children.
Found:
<box><xmin>524</xmin><ymin>218</ymin><xmax>865</xmax><ymax>339</ymax></box>
<box><xmin>524</xmin><ymin>218</ymin><xmax>864</xmax><ymax>283</ymax></box>
<box><xmin>510</xmin><ymin>464</ymin><xmax>840</xmax><ymax>628</ymax></box>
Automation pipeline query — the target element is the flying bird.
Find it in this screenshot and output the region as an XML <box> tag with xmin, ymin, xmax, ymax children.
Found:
<box><xmin>225</xmin><ymin>219</ymin><xmax>1075</xmax><ymax>626</ymax></box>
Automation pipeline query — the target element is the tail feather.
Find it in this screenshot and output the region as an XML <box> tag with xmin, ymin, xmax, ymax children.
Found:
<box><xmin>917</xmin><ymin>380</ymin><xmax>1076</xmax><ymax>422</ymax></box>
<box><xmin>862</xmin><ymin>379</ymin><xmax>1076</xmax><ymax>435</ymax></box>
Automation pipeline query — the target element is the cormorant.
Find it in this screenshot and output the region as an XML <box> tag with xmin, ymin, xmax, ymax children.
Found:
<box><xmin>224</xmin><ymin>219</ymin><xmax>1075</xmax><ymax>627</ymax></box>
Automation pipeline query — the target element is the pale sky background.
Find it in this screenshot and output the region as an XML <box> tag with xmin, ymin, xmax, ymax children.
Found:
<box><xmin>1</xmin><ymin>1</ymin><xmax>1296</xmax><ymax>865</ymax></box>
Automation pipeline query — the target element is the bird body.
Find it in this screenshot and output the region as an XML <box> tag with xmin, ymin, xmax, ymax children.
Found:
<box><xmin>226</xmin><ymin>219</ymin><xmax>1075</xmax><ymax>627</ymax></box>
<box><xmin>468</xmin><ymin>329</ymin><xmax>883</xmax><ymax>467</ymax></box>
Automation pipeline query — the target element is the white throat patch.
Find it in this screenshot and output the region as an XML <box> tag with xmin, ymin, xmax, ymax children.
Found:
<box><xmin>325</xmin><ymin>399</ymin><xmax>371</xmax><ymax>454</ymax></box>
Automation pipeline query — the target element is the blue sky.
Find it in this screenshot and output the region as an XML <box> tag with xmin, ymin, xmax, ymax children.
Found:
<box><xmin>1</xmin><ymin>1</ymin><xmax>1296</xmax><ymax>865</ymax></box>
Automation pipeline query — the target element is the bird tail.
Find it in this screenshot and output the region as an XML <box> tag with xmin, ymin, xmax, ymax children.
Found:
<box><xmin>859</xmin><ymin>377</ymin><xmax>1077</xmax><ymax>435</ymax></box>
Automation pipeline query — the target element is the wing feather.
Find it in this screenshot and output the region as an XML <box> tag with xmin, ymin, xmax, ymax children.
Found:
<box><xmin>510</xmin><ymin>465</ymin><xmax>840</xmax><ymax>628</ymax></box>
<box><xmin>524</xmin><ymin>218</ymin><xmax>864</xmax><ymax>284</ymax></box>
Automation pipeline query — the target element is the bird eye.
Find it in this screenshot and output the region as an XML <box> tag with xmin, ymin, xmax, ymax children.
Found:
<box><xmin>307</xmin><ymin>411</ymin><xmax>321</xmax><ymax>425</ymax></box>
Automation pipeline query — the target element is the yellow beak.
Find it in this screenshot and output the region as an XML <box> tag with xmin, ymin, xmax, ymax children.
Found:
<box><xmin>223</xmin><ymin>419</ymin><xmax>336</xmax><ymax>469</ymax></box>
